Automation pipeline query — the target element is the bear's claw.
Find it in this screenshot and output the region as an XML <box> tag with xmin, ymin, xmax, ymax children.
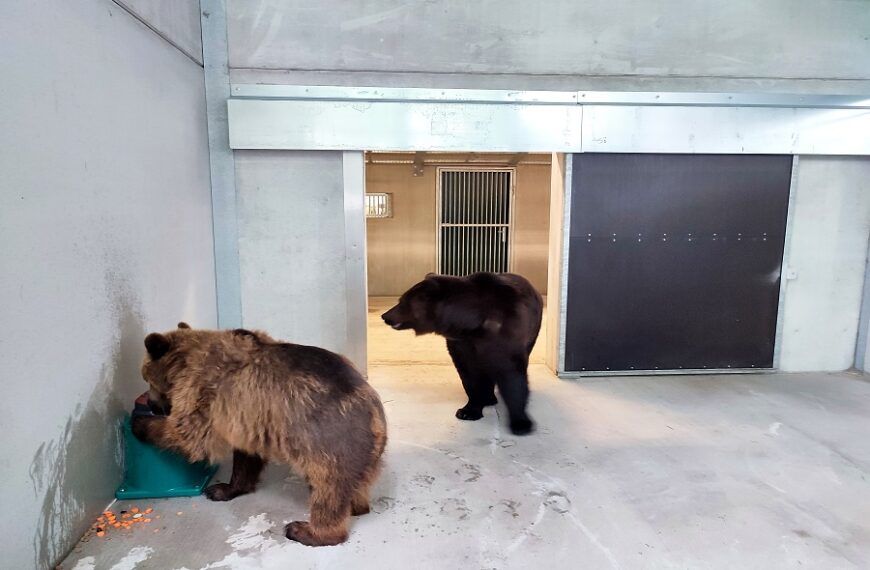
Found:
<box><xmin>455</xmin><ymin>407</ymin><xmax>484</xmax><ymax>421</ymax></box>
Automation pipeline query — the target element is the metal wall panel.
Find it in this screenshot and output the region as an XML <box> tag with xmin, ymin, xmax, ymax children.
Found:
<box><xmin>343</xmin><ymin>152</ymin><xmax>368</xmax><ymax>375</ymax></box>
<box><xmin>232</xmin><ymin>85</ymin><xmax>870</xmax><ymax>109</ymax></box>
<box><xmin>564</xmin><ymin>154</ymin><xmax>793</xmax><ymax>373</ymax></box>
<box><xmin>228</xmin><ymin>89</ymin><xmax>870</xmax><ymax>155</ymax></box>
<box><xmin>583</xmin><ymin>106</ymin><xmax>870</xmax><ymax>155</ymax></box>
<box><xmin>228</xmin><ymin>99</ymin><xmax>583</xmax><ymax>152</ymax></box>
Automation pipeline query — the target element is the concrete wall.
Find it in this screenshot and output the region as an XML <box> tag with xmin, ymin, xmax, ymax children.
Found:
<box><xmin>228</xmin><ymin>0</ymin><xmax>870</xmax><ymax>80</ymax></box>
<box><xmin>235</xmin><ymin>151</ymin><xmax>350</xmax><ymax>353</ymax></box>
<box><xmin>227</xmin><ymin>0</ymin><xmax>870</xmax><ymax>94</ymax></box>
<box><xmin>366</xmin><ymin>159</ymin><xmax>550</xmax><ymax>296</ymax></box>
<box><xmin>0</xmin><ymin>1</ymin><xmax>214</xmax><ymax>568</ymax></box>
<box><xmin>779</xmin><ymin>157</ymin><xmax>870</xmax><ymax>372</ymax></box>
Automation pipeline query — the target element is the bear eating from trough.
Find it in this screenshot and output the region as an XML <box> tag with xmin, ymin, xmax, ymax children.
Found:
<box><xmin>382</xmin><ymin>272</ymin><xmax>543</xmax><ymax>435</ymax></box>
<box><xmin>131</xmin><ymin>323</ymin><xmax>387</xmax><ymax>547</ymax></box>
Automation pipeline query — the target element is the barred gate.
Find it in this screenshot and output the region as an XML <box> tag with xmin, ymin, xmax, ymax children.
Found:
<box><xmin>437</xmin><ymin>168</ymin><xmax>514</xmax><ymax>276</ymax></box>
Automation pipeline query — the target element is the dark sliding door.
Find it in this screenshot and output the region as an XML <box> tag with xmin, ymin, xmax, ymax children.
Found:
<box><xmin>564</xmin><ymin>154</ymin><xmax>792</xmax><ymax>372</ymax></box>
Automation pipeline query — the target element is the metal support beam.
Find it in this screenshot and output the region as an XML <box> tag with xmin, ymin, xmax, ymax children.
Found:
<box><xmin>231</xmin><ymin>84</ymin><xmax>870</xmax><ymax>109</ymax></box>
<box><xmin>343</xmin><ymin>152</ymin><xmax>368</xmax><ymax>375</ymax></box>
<box><xmin>854</xmin><ymin>232</ymin><xmax>870</xmax><ymax>371</ymax></box>
<box><xmin>201</xmin><ymin>0</ymin><xmax>241</xmax><ymax>328</ymax></box>
<box><xmin>772</xmin><ymin>157</ymin><xmax>800</xmax><ymax>370</ymax></box>
<box><xmin>557</xmin><ymin>155</ymin><xmax>574</xmax><ymax>375</ymax></box>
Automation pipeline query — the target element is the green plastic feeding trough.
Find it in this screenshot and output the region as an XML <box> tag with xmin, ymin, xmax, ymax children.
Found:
<box><xmin>115</xmin><ymin>401</ymin><xmax>217</xmax><ymax>500</ymax></box>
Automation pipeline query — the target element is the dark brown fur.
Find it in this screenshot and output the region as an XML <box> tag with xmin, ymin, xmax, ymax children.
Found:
<box><xmin>382</xmin><ymin>272</ymin><xmax>542</xmax><ymax>435</ymax></box>
<box><xmin>132</xmin><ymin>325</ymin><xmax>387</xmax><ymax>546</ymax></box>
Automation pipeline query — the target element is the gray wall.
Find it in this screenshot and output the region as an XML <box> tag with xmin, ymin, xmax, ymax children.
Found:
<box><xmin>227</xmin><ymin>0</ymin><xmax>870</xmax><ymax>94</ymax></box>
<box><xmin>779</xmin><ymin>157</ymin><xmax>870</xmax><ymax>371</ymax></box>
<box><xmin>0</xmin><ymin>1</ymin><xmax>214</xmax><ymax>568</ymax></box>
<box><xmin>235</xmin><ymin>151</ymin><xmax>349</xmax><ymax>353</ymax></box>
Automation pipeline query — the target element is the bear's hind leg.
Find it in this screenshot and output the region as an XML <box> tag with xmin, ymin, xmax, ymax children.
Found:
<box><xmin>205</xmin><ymin>450</ymin><xmax>265</xmax><ymax>501</ymax></box>
<box><xmin>351</xmin><ymin>483</ymin><xmax>372</xmax><ymax>516</ymax></box>
<box><xmin>494</xmin><ymin>353</ymin><xmax>535</xmax><ymax>436</ymax></box>
<box><xmin>286</xmin><ymin>475</ymin><xmax>352</xmax><ymax>546</ymax></box>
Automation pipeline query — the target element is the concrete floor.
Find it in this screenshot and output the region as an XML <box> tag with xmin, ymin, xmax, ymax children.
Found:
<box><xmin>61</xmin><ymin>299</ymin><xmax>870</xmax><ymax>569</ymax></box>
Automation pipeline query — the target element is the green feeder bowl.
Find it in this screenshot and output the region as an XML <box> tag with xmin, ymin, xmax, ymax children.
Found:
<box><xmin>116</xmin><ymin>415</ymin><xmax>218</xmax><ymax>500</ymax></box>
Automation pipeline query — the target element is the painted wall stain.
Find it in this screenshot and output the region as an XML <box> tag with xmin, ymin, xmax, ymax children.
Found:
<box><xmin>30</xmin><ymin>268</ymin><xmax>146</xmax><ymax>568</ymax></box>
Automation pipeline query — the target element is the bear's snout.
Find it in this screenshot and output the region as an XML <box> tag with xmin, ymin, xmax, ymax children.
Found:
<box><xmin>381</xmin><ymin>307</ymin><xmax>407</xmax><ymax>330</ymax></box>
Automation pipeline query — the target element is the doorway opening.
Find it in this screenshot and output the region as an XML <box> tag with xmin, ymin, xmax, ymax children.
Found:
<box><xmin>363</xmin><ymin>152</ymin><xmax>559</xmax><ymax>369</ymax></box>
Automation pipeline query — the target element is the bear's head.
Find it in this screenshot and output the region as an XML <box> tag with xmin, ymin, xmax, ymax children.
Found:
<box><xmin>140</xmin><ymin>322</ymin><xmax>191</xmax><ymax>413</ymax></box>
<box><xmin>381</xmin><ymin>274</ymin><xmax>441</xmax><ymax>335</ymax></box>
<box><xmin>383</xmin><ymin>273</ymin><xmax>504</xmax><ymax>339</ymax></box>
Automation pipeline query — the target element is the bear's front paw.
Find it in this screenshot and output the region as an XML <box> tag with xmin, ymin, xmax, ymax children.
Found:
<box><xmin>455</xmin><ymin>407</ymin><xmax>484</xmax><ymax>421</ymax></box>
<box><xmin>204</xmin><ymin>483</ymin><xmax>237</xmax><ymax>502</ymax></box>
<box><xmin>509</xmin><ymin>417</ymin><xmax>535</xmax><ymax>436</ymax></box>
<box><xmin>285</xmin><ymin>521</ymin><xmax>315</xmax><ymax>545</ymax></box>
<box><xmin>285</xmin><ymin>521</ymin><xmax>347</xmax><ymax>547</ymax></box>
<box><xmin>131</xmin><ymin>415</ymin><xmax>157</xmax><ymax>443</ymax></box>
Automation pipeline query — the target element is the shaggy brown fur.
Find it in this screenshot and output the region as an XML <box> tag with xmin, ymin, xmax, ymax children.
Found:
<box><xmin>131</xmin><ymin>323</ymin><xmax>387</xmax><ymax>547</ymax></box>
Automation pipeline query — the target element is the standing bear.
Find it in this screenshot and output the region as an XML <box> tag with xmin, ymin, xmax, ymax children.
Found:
<box><xmin>382</xmin><ymin>272</ymin><xmax>543</xmax><ymax>435</ymax></box>
<box><xmin>132</xmin><ymin>323</ymin><xmax>387</xmax><ymax>547</ymax></box>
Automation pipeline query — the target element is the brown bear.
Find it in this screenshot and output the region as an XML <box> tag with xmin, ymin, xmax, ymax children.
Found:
<box><xmin>382</xmin><ymin>272</ymin><xmax>542</xmax><ymax>435</ymax></box>
<box><xmin>131</xmin><ymin>323</ymin><xmax>387</xmax><ymax>547</ymax></box>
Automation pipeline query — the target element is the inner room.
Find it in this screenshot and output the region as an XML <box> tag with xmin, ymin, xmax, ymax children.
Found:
<box><xmin>364</xmin><ymin>151</ymin><xmax>553</xmax><ymax>368</ymax></box>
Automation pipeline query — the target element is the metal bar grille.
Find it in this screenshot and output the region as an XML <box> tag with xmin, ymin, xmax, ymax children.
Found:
<box><xmin>438</xmin><ymin>169</ymin><xmax>512</xmax><ymax>276</ymax></box>
<box><xmin>364</xmin><ymin>193</ymin><xmax>392</xmax><ymax>218</ymax></box>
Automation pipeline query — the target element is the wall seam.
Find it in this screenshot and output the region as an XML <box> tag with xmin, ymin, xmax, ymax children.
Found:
<box><xmin>201</xmin><ymin>0</ymin><xmax>242</xmax><ymax>328</ymax></box>
<box><xmin>111</xmin><ymin>0</ymin><xmax>203</xmax><ymax>66</ymax></box>
<box><xmin>227</xmin><ymin>67</ymin><xmax>870</xmax><ymax>82</ymax></box>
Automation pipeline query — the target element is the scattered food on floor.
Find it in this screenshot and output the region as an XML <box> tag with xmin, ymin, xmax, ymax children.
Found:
<box><xmin>82</xmin><ymin>506</ymin><xmax>160</xmax><ymax>540</ymax></box>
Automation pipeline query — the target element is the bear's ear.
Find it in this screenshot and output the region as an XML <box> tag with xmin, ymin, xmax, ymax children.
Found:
<box><xmin>422</xmin><ymin>273</ymin><xmax>442</xmax><ymax>290</ymax></box>
<box><xmin>144</xmin><ymin>333</ymin><xmax>171</xmax><ymax>360</ymax></box>
<box><xmin>177</xmin><ymin>322</ymin><xmax>191</xmax><ymax>329</ymax></box>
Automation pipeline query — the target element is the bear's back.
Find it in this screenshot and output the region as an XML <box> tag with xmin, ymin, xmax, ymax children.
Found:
<box><xmin>267</xmin><ymin>342</ymin><xmax>367</xmax><ymax>394</ymax></box>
